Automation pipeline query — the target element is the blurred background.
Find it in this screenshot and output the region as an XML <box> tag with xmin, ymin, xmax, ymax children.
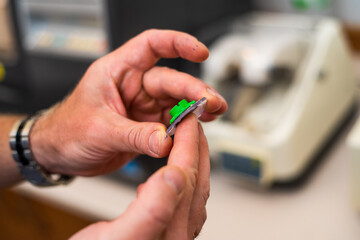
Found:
<box><xmin>1</xmin><ymin>0</ymin><xmax>360</xmax><ymax>239</ymax></box>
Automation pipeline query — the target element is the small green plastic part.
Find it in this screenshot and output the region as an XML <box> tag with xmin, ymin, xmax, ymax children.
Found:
<box><xmin>169</xmin><ymin>99</ymin><xmax>196</xmax><ymax>124</ymax></box>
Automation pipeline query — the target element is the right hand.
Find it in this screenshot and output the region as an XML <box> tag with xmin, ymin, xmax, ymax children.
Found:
<box><xmin>70</xmin><ymin>115</ymin><xmax>210</xmax><ymax>240</ymax></box>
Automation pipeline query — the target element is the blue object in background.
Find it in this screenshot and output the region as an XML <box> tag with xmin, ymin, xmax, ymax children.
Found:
<box><xmin>221</xmin><ymin>152</ymin><xmax>262</xmax><ymax>181</ymax></box>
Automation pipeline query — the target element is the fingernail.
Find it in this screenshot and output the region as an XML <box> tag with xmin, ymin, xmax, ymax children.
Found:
<box><xmin>149</xmin><ymin>130</ymin><xmax>162</xmax><ymax>155</ymax></box>
<box><xmin>163</xmin><ymin>167</ymin><xmax>185</xmax><ymax>194</ymax></box>
<box><xmin>207</xmin><ymin>87</ymin><xmax>226</xmax><ymax>103</ymax></box>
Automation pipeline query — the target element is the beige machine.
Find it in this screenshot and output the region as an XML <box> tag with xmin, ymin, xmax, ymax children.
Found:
<box><xmin>347</xmin><ymin>117</ymin><xmax>360</xmax><ymax>210</ymax></box>
<box><xmin>202</xmin><ymin>13</ymin><xmax>356</xmax><ymax>186</ymax></box>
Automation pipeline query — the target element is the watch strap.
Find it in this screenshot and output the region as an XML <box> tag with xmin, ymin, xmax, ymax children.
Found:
<box><xmin>9</xmin><ymin>115</ymin><xmax>74</xmax><ymax>186</ymax></box>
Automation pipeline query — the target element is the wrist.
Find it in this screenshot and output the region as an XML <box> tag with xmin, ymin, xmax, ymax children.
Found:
<box><xmin>10</xmin><ymin>110</ymin><xmax>74</xmax><ymax>186</ymax></box>
<box><xmin>30</xmin><ymin>113</ymin><xmax>57</xmax><ymax>172</ymax></box>
<box><xmin>30</xmin><ymin>108</ymin><xmax>63</xmax><ymax>174</ymax></box>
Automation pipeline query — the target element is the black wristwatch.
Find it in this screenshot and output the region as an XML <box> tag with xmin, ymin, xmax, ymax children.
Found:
<box><xmin>9</xmin><ymin>115</ymin><xmax>74</xmax><ymax>186</ymax></box>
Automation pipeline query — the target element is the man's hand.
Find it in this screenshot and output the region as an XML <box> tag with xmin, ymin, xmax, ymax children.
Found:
<box><xmin>30</xmin><ymin>29</ymin><xmax>227</xmax><ymax>176</ymax></box>
<box><xmin>70</xmin><ymin>115</ymin><xmax>209</xmax><ymax>240</ymax></box>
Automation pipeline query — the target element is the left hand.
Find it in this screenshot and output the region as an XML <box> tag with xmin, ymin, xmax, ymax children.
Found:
<box><xmin>30</xmin><ymin>29</ymin><xmax>227</xmax><ymax>176</ymax></box>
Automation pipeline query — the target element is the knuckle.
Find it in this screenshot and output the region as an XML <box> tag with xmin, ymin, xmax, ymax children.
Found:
<box><xmin>201</xmin><ymin>209</ymin><xmax>207</xmax><ymax>225</ymax></box>
<box><xmin>187</xmin><ymin>168</ymin><xmax>199</xmax><ymax>191</ymax></box>
<box><xmin>127</xmin><ymin>125</ymin><xmax>145</xmax><ymax>153</ymax></box>
<box><xmin>143</xmin><ymin>202</ymin><xmax>172</xmax><ymax>227</ymax></box>
<box><xmin>202</xmin><ymin>189</ymin><xmax>210</xmax><ymax>206</ymax></box>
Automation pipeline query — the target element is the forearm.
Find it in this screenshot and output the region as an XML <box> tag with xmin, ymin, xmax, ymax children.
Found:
<box><xmin>0</xmin><ymin>115</ymin><xmax>26</xmax><ymax>187</ymax></box>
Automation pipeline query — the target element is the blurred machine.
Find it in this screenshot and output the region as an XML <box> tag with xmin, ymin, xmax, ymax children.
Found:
<box><xmin>202</xmin><ymin>13</ymin><xmax>357</xmax><ymax>186</ymax></box>
<box><xmin>0</xmin><ymin>0</ymin><xmax>251</xmax><ymax>113</ymax></box>
<box><xmin>0</xmin><ymin>0</ymin><xmax>109</xmax><ymax>112</ymax></box>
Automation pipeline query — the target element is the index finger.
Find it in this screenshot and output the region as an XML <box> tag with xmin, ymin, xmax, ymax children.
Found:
<box><xmin>106</xmin><ymin>29</ymin><xmax>209</xmax><ymax>79</ymax></box>
<box><xmin>167</xmin><ymin>114</ymin><xmax>200</xmax><ymax>171</ymax></box>
<box><xmin>143</xmin><ymin>67</ymin><xmax>228</xmax><ymax>116</ymax></box>
<box><xmin>164</xmin><ymin>114</ymin><xmax>200</xmax><ymax>239</ymax></box>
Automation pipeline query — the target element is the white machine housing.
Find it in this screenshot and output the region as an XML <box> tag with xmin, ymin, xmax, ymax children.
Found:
<box><xmin>346</xmin><ymin>117</ymin><xmax>360</xmax><ymax>210</ymax></box>
<box><xmin>202</xmin><ymin>14</ymin><xmax>356</xmax><ymax>186</ymax></box>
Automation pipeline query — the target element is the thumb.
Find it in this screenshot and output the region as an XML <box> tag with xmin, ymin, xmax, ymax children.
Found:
<box><xmin>111</xmin><ymin>118</ymin><xmax>172</xmax><ymax>157</ymax></box>
<box><xmin>109</xmin><ymin>166</ymin><xmax>186</xmax><ymax>239</ymax></box>
<box><xmin>70</xmin><ymin>166</ymin><xmax>185</xmax><ymax>240</ymax></box>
